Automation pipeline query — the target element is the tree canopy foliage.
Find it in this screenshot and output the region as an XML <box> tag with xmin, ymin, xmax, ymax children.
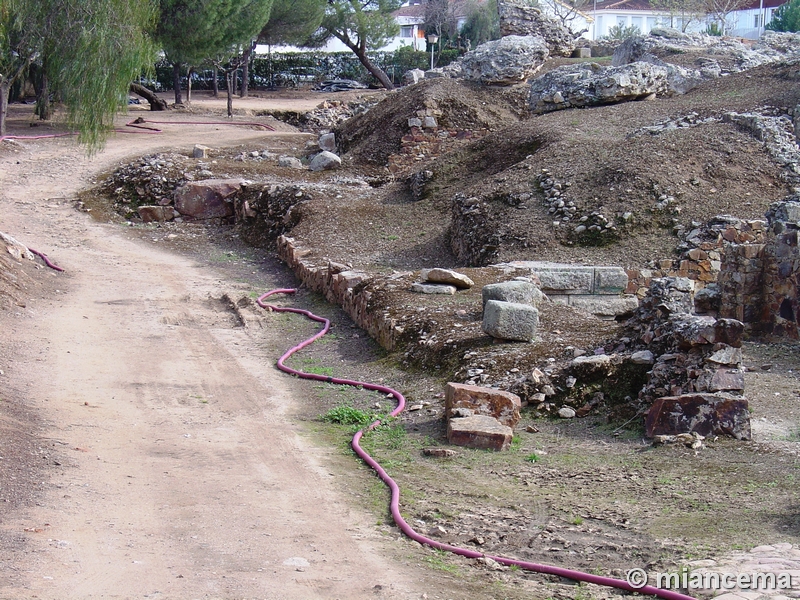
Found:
<box><xmin>155</xmin><ymin>0</ymin><xmax>273</xmax><ymax>103</ymax></box>
<box><xmin>1</xmin><ymin>0</ymin><xmax>156</xmax><ymax>149</ymax></box>
<box><xmin>309</xmin><ymin>0</ymin><xmax>402</xmax><ymax>89</ymax></box>
<box><xmin>767</xmin><ymin>0</ymin><xmax>800</xmax><ymax>31</ymax></box>
<box><xmin>258</xmin><ymin>0</ymin><xmax>325</xmax><ymax>47</ymax></box>
<box><xmin>459</xmin><ymin>0</ymin><xmax>500</xmax><ymax>47</ymax></box>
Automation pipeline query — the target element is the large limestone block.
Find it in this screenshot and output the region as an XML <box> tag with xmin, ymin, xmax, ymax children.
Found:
<box><xmin>445</xmin><ymin>382</ymin><xmax>521</xmax><ymax>428</ymax></box>
<box><xmin>594</xmin><ymin>267</ymin><xmax>629</xmax><ymax>294</ymax></box>
<box><xmin>482</xmin><ymin>281</ymin><xmax>543</xmax><ymax>309</ymax></box>
<box><xmin>447</xmin><ymin>415</ymin><xmax>514</xmax><ymax>451</ymax></box>
<box><xmin>645</xmin><ymin>393</ymin><xmax>751</xmax><ymax>440</ymax></box>
<box><xmin>483</xmin><ymin>300</ymin><xmax>539</xmax><ymax>342</ymax></box>
<box><xmin>569</xmin><ymin>294</ymin><xmax>639</xmax><ymax>319</ymax></box>
<box><xmin>534</xmin><ymin>267</ymin><xmax>594</xmax><ymax>294</ymax></box>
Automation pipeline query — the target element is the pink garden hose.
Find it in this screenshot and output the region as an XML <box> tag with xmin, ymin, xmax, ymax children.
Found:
<box><xmin>0</xmin><ymin>116</ymin><xmax>275</xmax><ymax>143</ymax></box>
<box><xmin>257</xmin><ymin>288</ymin><xmax>696</xmax><ymax>600</ymax></box>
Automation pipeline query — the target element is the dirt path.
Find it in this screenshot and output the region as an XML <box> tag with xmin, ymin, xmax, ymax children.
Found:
<box><xmin>0</xmin><ymin>107</ymin><xmax>426</xmax><ymax>599</ymax></box>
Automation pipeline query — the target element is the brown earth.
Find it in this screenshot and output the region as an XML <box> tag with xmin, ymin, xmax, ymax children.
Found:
<box><xmin>1</xmin><ymin>55</ymin><xmax>800</xmax><ymax>600</ymax></box>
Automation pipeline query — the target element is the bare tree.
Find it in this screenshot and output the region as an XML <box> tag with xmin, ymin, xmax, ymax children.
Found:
<box><xmin>651</xmin><ymin>0</ymin><xmax>706</xmax><ymax>31</ymax></box>
<box><xmin>703</xmin><ymin>0</ymin><xmax>751</xmax><ymax>33</ymax></box>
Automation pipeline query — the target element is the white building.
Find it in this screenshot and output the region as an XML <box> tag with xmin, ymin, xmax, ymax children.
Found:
<box><xmin>725</xmin><ymin>0</ymin><xmax>786</xmax><ymax>38</ymax></box>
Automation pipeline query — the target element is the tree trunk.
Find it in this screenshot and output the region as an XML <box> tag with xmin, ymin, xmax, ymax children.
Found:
<box><xmin>353</xmin><ymin>46</ymin><xmax>394</xmax><ymax>90</ymax></box>
<box><xmin>35</xmin><ymin>72</ymin><xmax>52</xmax><ymax>121</ymax></box>
<box><xmin>129</xmin><ymin>82</ymin><xmax>168</xmax><ymax>111</ymax></box>
<box><xmin>241</xmin><ymin>43</ymin><xmax>253</xmax><ymax>97</ymax></box>
<box><xmin>212</xmin><ymin>66</ymin><xmax>219</xmax><ymax>97</ymax></box>
<box><xmin>226</xmin><ymin>71</ymin><xmax>234</xmax><ymax>117</ymax></box>
<box><xmin>187</xmin><ymin>66</ymin><xmax>194</xmax><ymax>103</ymax></box>
<box><xmin>172</xmin><ymin>62</ymin><xmax>183</xmax><ymax>105</ymax></box>
<box><xmin>0</xmin><ymin>80</ymin><xmax>9</xmax><ymax>137</ymax></box>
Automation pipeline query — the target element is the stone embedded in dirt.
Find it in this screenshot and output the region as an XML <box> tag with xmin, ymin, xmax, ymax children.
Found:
<box><xmin>421</xmin><ymin>268</ymin><xmax>475</xmax><ymax>289</ymax></box>
<box><xmin>447</xmin><ymin>415</ymin><xmax>514</xmax><ymax>451</ymax></box>
<box><xmin>173</xmin><ymin>179</ymin><xmax>242</xmax><ymax>220</ymax></box>
<box><xmin>445</xmin><ymin>382</ymin><xmax>522</xmax><ymax>428</ymax></box>
<box><xmin>482</xmin><ymin>280</ymin><xmax>543</xmax><ymax>309</ymax></box>
<box><xmin>645</xmin><ymin>393</ymin><xmax>751</xmax><ymax>440</ymax></box>
<box><xmin>318</xmin><ymin>133</ymin><xmax>336</xmax><ymax>153</ymax></box>
<box><xmin>570</xmin><ymin>354</ymin><xmax>616</xmax><ymax>375</ymax></box>
<box><xmin>422</xmin><ymin>447</ymin><xmax>457</xmax><ymax>458</ymax></box>
<box><xmin>278</xmin><ymin>156</ymin><xmax>303</xmax><ymax>169</ymax></box>
<box><xmin>0</xmin><ymin>232</ymin><xmax>34</xmax><ymax>262</ymax></box>
<box><xmin>309</xmin><ymin>151</ymin><xmax>342</xmax><ymax>172</ymax></box>
<box><xmin>482</xmin><ymin>300</ymin><xmax>540</xmax><ymax>342</ymax></box>
<box><xmin>458</xmin><ymin>35</ymin><xmax>550</xmax><ymax>86</ymax></box>
<box><xmin>193</xmin><ymin>144</ymin><xmax>210</xmax><ymax>159</ymax></box>
<box><xmin>137</xmin><ymin>206</ymin><xmax>174</xmax><ymax>223</ymax></box>
<box><xmin>410</xmin><ymin>282</ymin><xmax>457</xmax><ymax>295</ymax></box>
<box><xmin>558</xmin><ymin>407</ymin><xmax>576</xmax><ymax>418</ymax></box>
<box><xmin>631</xmin><ymin>350</ymin><xmax>654</xmax><ymax>365</ymax></box>
<box><xmin>496</xmin><ymin>0</ymin><xmax>577</xmax><ymax>57</ymax></box>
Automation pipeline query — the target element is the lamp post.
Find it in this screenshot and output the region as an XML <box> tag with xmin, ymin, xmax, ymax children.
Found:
<box><xmin>427</xmin><ymin>33</ymin><xmax>439</xmax><ymax>70</ymax></box>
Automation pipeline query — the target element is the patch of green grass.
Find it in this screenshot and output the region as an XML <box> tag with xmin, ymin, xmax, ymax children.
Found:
<box><xmin>321</xmin><ymin>405</ymin><xmax>376</xmax><ymax>428</ymax></box>
<box><xmin>424</xmin><ymin>549</ymin><xmax>460</xmax><ymax>574</ymax></box>
<box><xmin>525</xmin><ymin>453</ymin><xmax>540</xmax><ymax>463</ymax></box>
<box><xmin>571</xmin><ymin>516</ymin><xmax>584</xmax><ymax>526</ymax></box>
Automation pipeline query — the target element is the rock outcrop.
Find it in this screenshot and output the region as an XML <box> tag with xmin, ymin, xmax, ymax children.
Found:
<box><xmin>459</xmin><ymin>35</ymin><xmax>550</xmax><ymax>86</ymax></box>
<box><xmin>497</xmin><ymin>0</ymin><xmax>577</xmax><ymax>57</ymax></box>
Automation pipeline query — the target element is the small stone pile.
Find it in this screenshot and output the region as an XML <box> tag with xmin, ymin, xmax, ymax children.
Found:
<box><xmin>537</xmin><ymin>169</ymin><xmax>618</xmax><ymax>243</ymax></box>
<box><xmin>298</xmin><ymin>97</ymin><xmax>379</xmax><ymax>131</ymax></box>
<box><xmin>99</xmin><ymin>152</ymin><xmax>193</xmax><ymax>218</ymax></box>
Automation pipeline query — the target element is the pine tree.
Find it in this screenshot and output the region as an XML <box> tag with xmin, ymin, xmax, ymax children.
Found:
<box><xmin>767</xmin><ymin>0</ymin><xmax>800</xmax><ymax>32</ymax></box>
<box><xmin>309</xmin><ymin>0</ymin><xmax>402</xmax><ymax>90</ymax></box>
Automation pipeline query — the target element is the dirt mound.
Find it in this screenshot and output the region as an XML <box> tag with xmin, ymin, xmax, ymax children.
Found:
<box><xmin>336</xmin><ymin>78</ymin><xmax>528</xmax><ymax>168</ymax></box>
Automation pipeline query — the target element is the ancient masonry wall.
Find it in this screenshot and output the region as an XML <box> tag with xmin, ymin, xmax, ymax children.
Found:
<box><xmin>276</xmin><ymin>235</ymin><xmax>402</xmax><ymax>351</ymax></box>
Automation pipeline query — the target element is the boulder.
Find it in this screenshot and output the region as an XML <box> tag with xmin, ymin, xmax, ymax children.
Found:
<box><xmin>410</xmin><ymin>282</ymin><xmax>457</xmax><ymax>295</ymax></box>
<box><xmin>403</xmin><ymin>68</ymin><xmax>426</xmax><ymax>85</ymax></box>
<box><xmin>278</xmin><ymin>156</ymin><xmax>304</xmax><ymax>169</ymax></box>
<box><xmin>309</xmin><ymin>151</ymin><xmax>342</xmax><ymax>172</ymax></box>
<box><xmin>529</xmin><ymin>61</ymin><xmax>679</xmax><ymax>114</ymax></box>
<box><xmin>483</xmin><ymin>300</ymin><xmax>539</xmax><ymax>342</ymax></box>
<box><xmin>318</xmin><ymin>133</ymin><xmax>336</xmax><ymax>153</ymax></box>
<box><xmin>445</xmin><ymin>382</ymin><xmax>522</xmax><ymax>428</ymax></box>
<box><xmin>447</xmin><ymin>415</ymin><xmax>514</xmax><ymax>451</ymax></box>
<box><xmin>459</xmin><ymin>35</ymin><xmax>550</xmax><ymax>86</ymax></box>
<box><xmin>421</xmin><ymin>268</ymin><xmax>475</xmax><ymax>289</ymax></box>
<box><xmin>496</xmin><ymin>0</ymin><xmax>577</xmax><ymax>57</ymax></box>
<box><xmin>709</xmin><ymin>368</ymin><xmax>745</xmax><ymax>392</ymax></box>
<box><xmin>645</xmin><ymin>393</ymin><xmax>751</xmax><ymax>440</ymax></box>
<box><xmin>137</xmin><ymin>205</ymin><xmax>174</xmax><ymax>223</ymax></box>
<box><xmin>173</xmin><ymin>179</ymin><xmax>242</xmax><ymax>219</ymax></box>
<box><xmin>482</xmin><ymin>280</ymin><xmax>543</xmax><ymax>309</ymax></box>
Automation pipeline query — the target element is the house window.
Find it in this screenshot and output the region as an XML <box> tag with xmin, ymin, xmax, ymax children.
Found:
<box><xmin>646</xmin><ymin>16</ymin><xmax>656</xmax><ymax>31</ymax></box>
<box><xmin>617</xmin><ymin>16</ymin><xmax>627</xmax><ymax>27</ymax></box>
<box><xmin>754</xmin><ymin>13</ymin><xmax>762</xmax><ymax>27</ymax></box>
<box><xmin>401</xmin><ymin>25</ymin><xmax>414</xmax><ymax>38</ymax></box>
<box><xmin>631</xmin><ymin>16</ymin><xmax>643</xmax><ymax>30</ymax></box>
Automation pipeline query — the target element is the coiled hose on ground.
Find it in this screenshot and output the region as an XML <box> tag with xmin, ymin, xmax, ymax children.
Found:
<box><xmin>257</xmin><ymin>288</ymin><xmax>697</xmax><ymax>600</ymax></box>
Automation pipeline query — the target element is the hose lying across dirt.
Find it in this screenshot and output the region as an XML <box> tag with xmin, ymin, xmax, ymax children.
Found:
<box><xmin>257</xmin><ymin>288</ymin><xmax>697</xmax><ymax>600</ymax></box>
<box><xmin>0</xmin><ymin>116</ymin><xmax>275</xmax><ymax>144</ymax></box>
